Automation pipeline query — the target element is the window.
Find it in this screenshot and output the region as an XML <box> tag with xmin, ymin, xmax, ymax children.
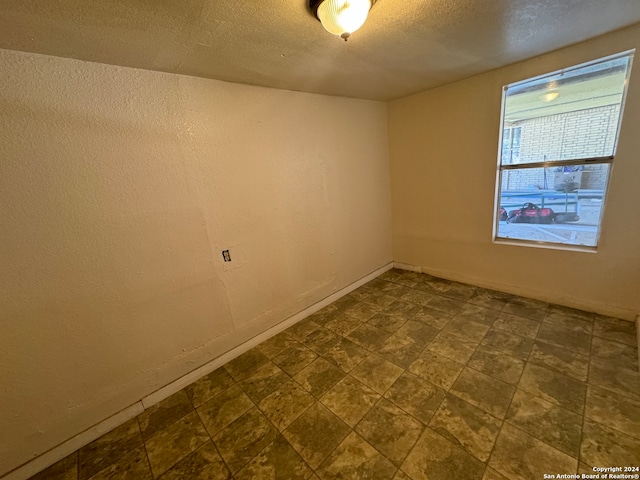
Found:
<box><xmin>502</xmin><ymin>126</ymin><xmax>522</xmax><ymax>164</ymax></box>
<box><xmin>493</xmin><ymin>50</ymin><xmax>634</xmax><ymax>249</ymax></box>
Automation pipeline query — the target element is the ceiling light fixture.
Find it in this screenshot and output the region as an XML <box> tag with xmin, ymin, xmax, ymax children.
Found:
<box><xmin>309</xmin><ymin>0</ymin><xmax>376</xmax><ymax>41</ymax></box>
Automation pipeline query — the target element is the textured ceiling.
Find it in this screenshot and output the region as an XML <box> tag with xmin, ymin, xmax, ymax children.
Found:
<box><xmin>1</xmin><ymin>0</ymin><xmax>640</xmax><ymax>101</ymax></box>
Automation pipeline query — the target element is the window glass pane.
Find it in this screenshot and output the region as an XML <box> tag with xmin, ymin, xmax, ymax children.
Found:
<box><xmin>501</xmin><ymin>54</ymin><xmax>632</xmax><ymax>164</ymax></box>
<box><xmin>501</xmin><ymin>126</ymin><xmax>523</xmax><ymax>164</ymax></box>
<box><xmin>502</xmin><ymin>128</ymin><xmax>511</xmax><ymax>151</ymax></box>
<box><xmin>511</xmin><ymin>127</ymin><xmax>521</xmax><ymax>149</ymax></box>
<box><xmin>496</xmin><ymin>164</ymin><xmax>610</xmax><ymax>247</ymax></box>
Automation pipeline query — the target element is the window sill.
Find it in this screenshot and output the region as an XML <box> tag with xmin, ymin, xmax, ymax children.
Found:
<box><xmin>493</xmin><ymin>237</ymin><xmax>598</xmax><ymax>253</ymax></box>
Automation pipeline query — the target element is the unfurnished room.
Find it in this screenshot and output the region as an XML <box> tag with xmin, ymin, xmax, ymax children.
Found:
<box><xmin>1</xmin><ymin>1</ymin><xmax>640</xmax><ymax>479</ymax></box>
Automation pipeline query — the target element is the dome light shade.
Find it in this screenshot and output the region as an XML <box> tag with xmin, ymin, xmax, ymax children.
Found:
<box><xmin>541</xmin><ymin>91</ymin><xmax>559</xmax><ymax>102</ymax></box>
<box><xmin>310</xmin><ymin>0</ymin><xmax>374</xmax><ymax>41</ymax></box>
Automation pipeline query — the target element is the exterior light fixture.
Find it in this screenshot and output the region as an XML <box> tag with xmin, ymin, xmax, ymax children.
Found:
<box><xmin>541</xmin><ymin>91</ymin><xmax>559</xmax><ymax>102</ymax></box>
<box><xmin>309</xmin><ymin>0</ymin><xmax>376</xmax><ymax>41</ymax></box>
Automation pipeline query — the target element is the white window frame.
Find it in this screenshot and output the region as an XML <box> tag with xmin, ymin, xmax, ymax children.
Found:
<box><xmin>492</xmin><ymin>50</ymin><xmax>634</xmax><ymax>252</ymax></box>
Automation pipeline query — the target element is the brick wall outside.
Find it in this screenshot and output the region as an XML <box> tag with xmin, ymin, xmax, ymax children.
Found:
<box><xmin>502</xmin><ymin>104</ymin><xmax>619</xmax><ymax>191</ymax></box>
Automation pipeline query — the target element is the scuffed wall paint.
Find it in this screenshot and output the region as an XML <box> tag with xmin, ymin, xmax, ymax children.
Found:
<box><xmin>387</xmin><ymin>24</ymin><xmax>640</xmax><ymax>319</ymax></box>
<box><xmin>0</xmin><ymin>50</ymin><xmax>392</xmax><ymax>475</ymax></box>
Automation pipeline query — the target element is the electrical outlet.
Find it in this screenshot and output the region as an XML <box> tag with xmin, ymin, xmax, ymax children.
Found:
<box><xmin>222</xmin><ymin>250</ymin><xmax>231</xmax><ymax>262</ymax></box>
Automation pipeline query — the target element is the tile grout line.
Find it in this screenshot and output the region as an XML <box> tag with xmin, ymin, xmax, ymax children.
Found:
<box><xmin>323</xmin><ymin>306</ymin><xmax>442</xmax><ymax>477</ymax></box>
<box><xmin>250</xmin><ymin>371</ymin><xmax>317</xmax><ymax>475</ymax></box>
<box><xmin>494</xmin><ymin>306</ymin><xmax>640</xmax><ymax>470</ymax></box>
<box><xmin>142</xmin><ymin>391</ymin><xmax>221</xmax><ymax>479</ymax></box>
<box><xmin>299</xmin><ymin>281</ymin><xmax>446</xmax><ymax>478</ymax></box>
<box><xmin>505</xmin><ymin>304</ymin><xmax>591</xmax><ymax>466</ymax></box>
<box><xmin>382</xmin><ymin>280</ymin><xmax>491</xmax><ymax>475</ymax></box>
<box><xmin>379</xmin><ymin>273</ymin><xmax>619</xmax><ymax>477</ymax></box>
<box><xmin>134</xmin><ymin>416</ymin><xmax>156</xmax><ymax>480</ymax></box>
<box><xmin>304</xmin><ymin>277</ymin><xmax>632</xmax><ymax>478</ymax></box>
<box><xmin>26</xmin><ymin>270</ymin><xmax>639</xmax><ymax>480</ymax></box>
<box><xmin>309</xmin><ymin>317</ymin><xmax>394</xmax><ymax>476</ymax></box>
<box><xmin>252</xmin><ymin>310</ymin><xmax>379</xmax><ymax>480</ymax></box>
<box><xmin>439</xmin><ymin>297</ymin><xmax>505</xmax><ymax>479</ymax></box>
<box><xmin>576</xmin><ymin>324</ymin><xmax>595</xmax><ymax>473</ymax></box>
<box><xmin>497</xmin><ymin>308</ymin><xmax>586</xmax><ymax>464</ymax></box>
<box><xmin>417</xmin><ymin>287</ymin><xmax>520</xmax><ymax>477</ymax></box>
<box><xmin>296</xmin><ymin>367</ymin><xmax>367</xmax><ymax>476</ymax></box>
<box><xmin>12</xmin><ymin>267</ymin><xmax>396</xmax><ymax>480</ymax></box>
<box><xmin>199</xmin><ymin>373</ymin><xmax>258</xmax><ymax>479</ymax></box>
<box><xmin>351</xmin><ymin>392</ymin><xmax>416</xmax><ymax>474</ymax></box>
<box><xmin>481</xmin><ymin>302</ymin><xmax>548</xmax><ymax>478</ymax></box>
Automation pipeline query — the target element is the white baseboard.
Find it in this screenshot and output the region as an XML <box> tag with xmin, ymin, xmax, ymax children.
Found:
<box><xmin>402</xmin><ymin>262</ymin><xmax>639</xmax><ymax>364</ymax></box>
<box><xmin>142</xmin><ymin>261</ymin><xmax>393</xmax><ymax>409</ymax></box>
<box><xmin>1</xmin><ymin>262</ymin><xmax>393</xmax><ymax>480</ymax></box>
<box><xmin>1</xmin><ymin>403</ymin><xmax>144</xmax><ymax>480</ymax></box>
<box><xmin>395</xmin><ymin>261</ymin><xmax>637</xmax><ymax>322</ymax></box>
<box><xmin>392</xmin><ymin>262</ymin><xmax>422</xmax><ymax>272</ymax></box>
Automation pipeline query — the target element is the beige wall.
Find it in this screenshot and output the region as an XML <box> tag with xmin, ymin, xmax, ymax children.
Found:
<box><xmin>388</xmin><ymin>23</ymin><xmax>640</xmax><ymax>320</ymax></box>
<box><xmin>0</xmin><ymin>49</ymin><xmax>392</xmax><ymax>475</ymax></box>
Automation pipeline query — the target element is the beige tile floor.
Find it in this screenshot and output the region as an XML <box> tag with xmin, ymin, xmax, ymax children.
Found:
<box><xmin>30</xmin><ymin>269</ymin><xmax>640</xmax><ymax>480</ymax></box>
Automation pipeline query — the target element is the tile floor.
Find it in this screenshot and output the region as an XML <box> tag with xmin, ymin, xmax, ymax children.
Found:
<box><xmin>29</xmin><ymin>269</ymin><xmax>640</xmax><ymax>480</ymax></box>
